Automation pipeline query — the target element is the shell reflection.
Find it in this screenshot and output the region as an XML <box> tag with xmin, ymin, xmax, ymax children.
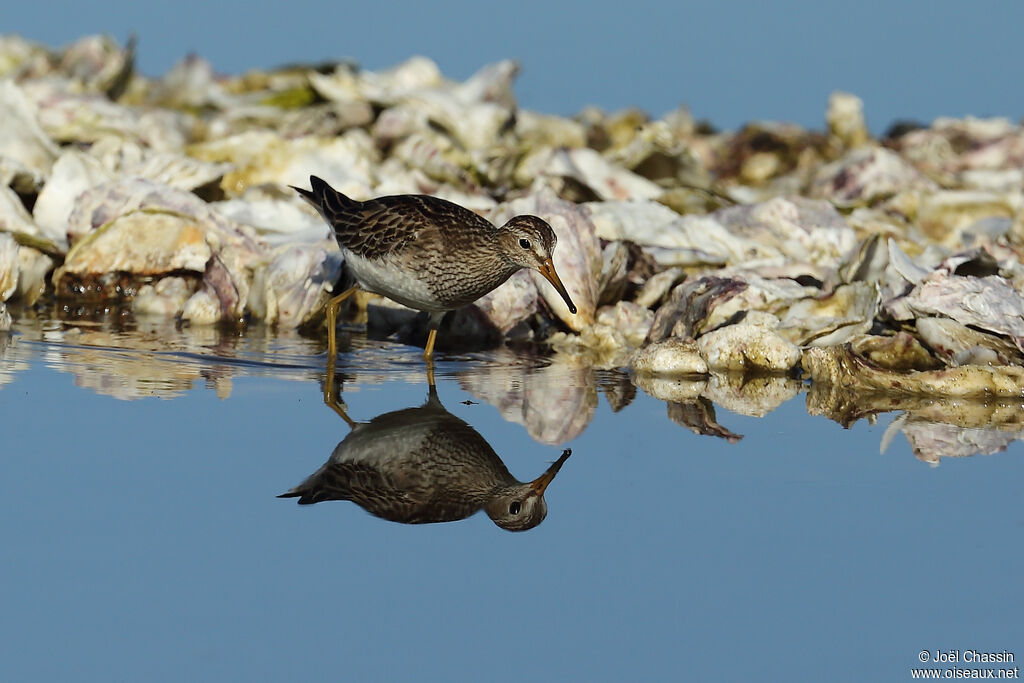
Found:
<box><xmin>279</xmin><ymin>386</ymin><xmax>572</xmax><ymax>531</ymax></box>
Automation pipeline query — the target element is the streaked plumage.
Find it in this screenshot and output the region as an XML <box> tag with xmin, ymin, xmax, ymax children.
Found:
<box><xmin>291</xmin><ymin>176</ymin><xmax>577</xmax><ymax>362</ymax></box>
<box><xmin>278</xmin><ymin>387</ymin><xmax>572</xmax><ymax>531</ymax></box>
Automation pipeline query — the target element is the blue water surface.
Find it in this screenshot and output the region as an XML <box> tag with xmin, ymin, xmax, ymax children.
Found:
<box><xmin>0</xmin><ymin>323</ymin><xmax>1020</xmax><ymax>682</ymax></box>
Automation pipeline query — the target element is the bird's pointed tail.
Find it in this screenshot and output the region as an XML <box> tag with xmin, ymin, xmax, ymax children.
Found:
<box><xmin>289</xmin><ymin>175</ymin><xmax>359</xmax><ymax>216</ymax></box>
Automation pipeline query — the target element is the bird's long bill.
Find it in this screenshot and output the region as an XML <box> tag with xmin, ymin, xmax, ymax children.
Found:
<box><xmin>538</xmin><ymin>258</ymin><xmax>578</xmax><ymax>315</ymax></box>
<box><xmin>529</xmin><ymin>449</ymin><xmax>573</xmax><ymax>496</ymax></box>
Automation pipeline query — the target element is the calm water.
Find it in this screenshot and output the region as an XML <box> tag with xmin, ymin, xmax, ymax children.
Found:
<box><xmin>1</xmin><ymin>312</ymin><xmax>1021</xmax><ymax>682</ymax></box>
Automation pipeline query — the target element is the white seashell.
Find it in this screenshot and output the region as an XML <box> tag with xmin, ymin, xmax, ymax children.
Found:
<box><xmin>516</xmin><ymin>110</ymin><xmax>587</xmax><ymax>149</ymax></box>
<box><xmin>65</xmin><ymin>177</ymin><xmax>263</xmax><ymax>253</ymax></box>
<box><xmin>0</xmin><ymin>80</ymin><xmax>60</xmax><ymax>188</ymax></box>
<box><xmin>371</xmin><ymin>105</ymin><xmax>426</xmax><ymax>146</ymax></box>
<box><xmin>697</xmin><ymin>311</ymin><xmax>802</xmax><ymax>372</ymax></box>
<box><xmin>603</xmin><ymin>119</ymin><xmax>707</xmax><ymax>188</ymax></box>
<box><xmin>917</xmin><ymin>190</ymin><xmax>1018</xmax><ymax>247</ymax></box>
<box><xmin>404</xmin><ymin>92</ymin><xmax>514</xmax><ymax>150</ymax></box>
<box><xmin>588</xmin><ymin>196</ymin><xmax>856</xmax><ymax>270</ymax></box>
<box><xmin>960</xmin><ymin>168</ymin><xmax>1023</xmax><ymax>193</ymax></box>
<box><xmin>630</xmin><ymin>337</ymin><xmax>708</xmax><ymax>376</ymax></box>
<box><xmin>886</xmin><ymin>238</ymin><xmax>931</xmax><ymax>284</ymax></box>
<box><xmin>189</xmin><ymin>129</ymin><xmax>377</xmax><ymax>197</ymax></box>
<box><xmin>597</xmin><ymin>241</ymin><xmax>629</xmax><ymax>305</ymax></box>
<box><xmin>633</xmin><ymin>267</ymin><xmax>686</xmax><ymax>309</ymax></box>
<box><xmin>826</xmin><ymin>91</ymin><xmax>870</xmax><ymax>149</ymax></box>
<box><xmin>213</xmin><ymin>195</ymin><xmax>328</xmax><ymax>246</ymax></box>
<box><xmin>549</xmin><ymin>301</ymin><xmax>655</xmax><ymax>368</ymax></box>
<box><xmin>181</xmin><ymin>288</ymin><xmax>222</xmax><ymax>325</ymax></box>
<box><xmin>33</xmin><ymin>150</ymin><xmax>113</xmax><ymax>248</ymax></box>
<box><xmin>389</xmin><ymin>130</ymin><xmax>476</xmax><ymax>188</ymax></box>
<box><xmin>34</xmin><ymin>92</ymin><xmax>140</xmax><ymax>145</ymax></box>
<box><xmin>453</xmin><ymin>60</ymin><xmax>519</xmax><ymax>106</ymax></box>
<box><xmin>57</xmin><ymin>34</ymin><xmax>133</xmax><ymax>93</ymax></box>
<box><xmin>249</xmin><ymin>244</ymin><xmax>341</xmax><ymax>326</ymax></box>
<box><xmin>810</xmin><ymin>146</ymin><xmax>937</xmax><ymax>207</ymax></box>
<box><xmin>584</xmin><ymin>199</ymin><xmax>681</xmax><ymax>244</ymax></box>
<box><xmin>120</xmin><ymin>150</ymin><xmax>230</xmax><ymax>190</ymax></box>
<box><xmin>693</xmin><ymin>273</ymin><xmax>814</xmax><ymax>334</ymax></box>
<box><xmin>59</xmin><ymin>210</ymin><xmax>213</xmax><ymax>276</ymax></box>
<box><xmin>470</xmin><ymin>270</ymin><xmax>538</xmax><ymax>335</ymax></box>
<box><xmin>16</xmin><ymin>246</ymin><xmax>52</xmax><ymax>305</ymax></box>
<box><xmin>133</xmin><ymin>277</ymin><xmax>194</xmax><ymax>317</ymax></box>
<box><xmin>905</xmin><ymin>272</ymin><xmax>1024</xmax><ymax>351</ymax></box>
<box><xmin>596</xmin><ymin>301</ymin><xmax>653</xmax><ymax>348</ymax></box>
<box><xmin>0</xmin><ymin>35</ymin><xmax>50</xmax><ymax>79</ymax></box>
<box><xmin>519</xmin><ymin>147</ymin><xmax>663</xmax><ymax>201</ymax></box>
<box><xmin>916</xmin><ymin>316</ymin><xmax>1022</xmax><ymax>367</ymax></box>
<box><xmin>0</xmin><ymin>233</ymin><xmax>18</xmax><ymax>300</ymax></box>
<box><xmin>0</xmin><ymin>185</ymin><xmax>43</xmax><ymax>241</ymax></box>
<box><xmin>150</xmin><ymin>54</ymin><xmax>228</xmax><ymax>109</ymax></box>
<box><xmin>711</xmin><ymin>196</ymin><xmax>858</xmax><ymax>267</ymax></box>
<box><xmin>312</xmin><ymin>57</ymin><xmax>443</xmax><ymax>105</ymax></box>
<box><xmin>778</xmin><ymin>282</ymin><xmax>879</xmax><ymax>347</ymax></box>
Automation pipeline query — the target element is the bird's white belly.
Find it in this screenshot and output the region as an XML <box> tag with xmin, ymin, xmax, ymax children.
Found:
<box><xmin>345</xmin><ymin>252</ymin><xmax>445</xmax><ymax>312</ymax></box>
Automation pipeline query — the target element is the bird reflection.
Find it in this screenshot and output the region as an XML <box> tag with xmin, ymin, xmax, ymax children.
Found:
<box><xmin>279</xmin><ymin>384</ymin><xmax>572</xmax><ymax>531</ymax></box>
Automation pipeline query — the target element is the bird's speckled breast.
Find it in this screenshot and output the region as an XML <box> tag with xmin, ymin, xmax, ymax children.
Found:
<box><xmin>344</xmin><ymin>248</ymin><xmax>515</xmax><ymax>312</ymax></box>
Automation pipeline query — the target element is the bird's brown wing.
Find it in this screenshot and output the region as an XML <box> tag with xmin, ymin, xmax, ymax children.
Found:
<box><xmin>293</xmin><ymin>176</ymin><xmax>498</xmax><ymax>260</ymax></box>
<box><xmin>327</xmin><ymin>194</ymin><xmax>497</xmax><ymax>261</ymax></box>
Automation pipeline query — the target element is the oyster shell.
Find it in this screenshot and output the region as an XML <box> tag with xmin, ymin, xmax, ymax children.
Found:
<box><xmin>826</xmin><ymin>91</ymin><xmax>870</xmax><ymax>150</ymax></box>
<box><xmin>803</xmin><ymin>344</ymin><xmax>1024</xmax><ymax>397</ymax></box>
<box><xmin>915</xmin><ymin>317</ymin><xmax>1023</xmax><ymax>366</ymax></box>
<box><xmin>778</xmin><ymin>282</ymin><xmax>879</xmax><ymax>347</ymax></box>
<box><xmin>0</xmin><ymin>80</ymin><xmax>60</xmax><ymax>190</ymax></box>
<box><xmin>0</xmin><ymin>185</ymin><xmax>44</xmax><ymax>243</ymax></box>
<box><xmin>249</xmin><ymin>244</ymin><xmax>342</xmax><ymax>327</ymax></box>
<box><xmin>0</xmin><ymin>233</ymin><xmax>18</xmax><ymax>300</ymax></box>
<box><xmin>519</xmin><ymin>147</ymin><xmax>663</xmax><ymax>201</ymax></box>
<box><xmin>32</xmin><ymin>150</ymin><xmax>113</xmax><ymax>248</ymax></box>
<box><xmin>187</xmin><ymin>128</ymin><xmax>378</xmax><ymax>197</ymax></box>
<box><xmin>696</xmin><ymin>311</ymin><xmax>802</xmax><ymax>373</ymax></box>
<box><xmin>916</xmin><ymin>191</ymin><xmax>1018</xmax><ymax>247</ymax></box>
<box><xmin>469</xmin><ymin>270</ymin><xmax>538</xmax><ymax>335</ymax></box>
<box><xmin>548</xmin><ymin>301</ymin><xmax>654</xmax><ymax>368</ymax></box>
<box><xmin>629</xmin><ymin>337</ymin><xmax>708</xmax><ymax>376</ymax></box>
<box><xmin>16</xmin><ymin>246</ymin><xmax>52</xmax><ymax>305</ymax></box>
<box><xmin>810</xmin><ymin>146</ymin><xmax>937</xmax><ymax>208</ymax></box>
<box><xmin>904</xmin><ymin>272</ymin><xmax>1024</xmax><ymax>352</ymax></box>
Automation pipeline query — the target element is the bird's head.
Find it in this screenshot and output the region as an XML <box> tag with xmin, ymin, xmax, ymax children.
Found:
<box><xmin>497</xmin><ymin>215</ymin><xmax>577</xmax><ymax>315</ymax></box>
<box><xmin>485</xmin><ymin>449</ymin><xmax>572</xmax><ymax>531</ymax></box>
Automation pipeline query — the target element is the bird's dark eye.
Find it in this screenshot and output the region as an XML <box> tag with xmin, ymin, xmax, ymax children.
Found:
<box><xmin>518</xmin><ymin>238</ymin><xmax>531</xmax><ymax>250</ymax></box>
<box><xmin>509</xmin><ymin>501</ymin><xmax>521</xmax><ymax>515</ymax></box>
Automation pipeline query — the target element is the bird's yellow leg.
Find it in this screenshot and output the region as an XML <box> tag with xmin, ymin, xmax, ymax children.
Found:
<box><xmin>323</xmin><ymin>352</ymin><xmax>357</xmax><ymax>430</ymax></box>
<box><xmin>423</xmin><ymin>328</ymin><xmax>438</xmax><ymax>361</ymax></box>
<box><xmin>324</xmin><ymin>286</ymin><xmax>359</xmax><ymax>359</ymax></box>
<box><xmin>426</xmin><ymin>357</ymin><xmax>436</xmax><ymax>388</ymax></box>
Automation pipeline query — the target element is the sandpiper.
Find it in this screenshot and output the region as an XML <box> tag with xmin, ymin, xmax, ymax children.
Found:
<box><xmin>291</xmin><ymin>176</ymin><xmax>577</xmax><ymax>362</ymax></box>
<box><xmin>278</xmin><ymin>385</ymin><xmax>572</xmax><ymax>531</ymax></box>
